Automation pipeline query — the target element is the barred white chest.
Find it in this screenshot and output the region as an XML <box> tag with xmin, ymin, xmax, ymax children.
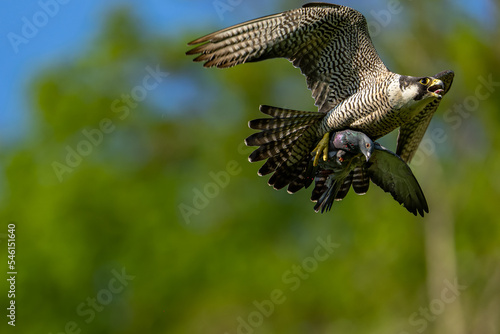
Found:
<box><xmin>320</xmin><ymin>75</ymin><xmax>433</xmax><ymax>139</ymax></box>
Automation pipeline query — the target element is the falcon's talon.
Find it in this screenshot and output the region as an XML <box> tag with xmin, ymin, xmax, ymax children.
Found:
<box><xmin>312</xmin><ymin>133</ymin><xmax>330</xmax><ymax>167</ymax></box>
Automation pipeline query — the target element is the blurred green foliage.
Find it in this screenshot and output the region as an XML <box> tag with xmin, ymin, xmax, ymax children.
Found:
<box><xmin>1</xmin><ymin>2</ymin><xmax>500</xmax><ymax>334</ymax></box>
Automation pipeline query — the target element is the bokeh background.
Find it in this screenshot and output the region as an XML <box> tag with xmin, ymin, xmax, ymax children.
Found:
<box><xmin>1</xmin><ymin>1</ymin><xmax>499</xmax><ymax>333</ymax></box>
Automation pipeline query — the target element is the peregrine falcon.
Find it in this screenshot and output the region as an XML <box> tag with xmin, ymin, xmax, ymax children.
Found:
<box><xmin>187</xmin><ymin>2</ymin><xmax>454</xmax><ymax>194</ymax></box>
<box><xmin>311</xmin><ymin>130</ymin><xmax>428</xmax><ymax>216</ymax></box>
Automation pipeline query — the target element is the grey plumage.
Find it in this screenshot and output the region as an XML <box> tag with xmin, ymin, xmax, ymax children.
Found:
<box><xmin>312</xmin><ymin>130</ymin><xmax>428</xmax><ymax>216</ymax></box>
<box><xmin>187</xmin><ymin>2</ymin><xmax>453</xmax><ymax>195</ymax></box>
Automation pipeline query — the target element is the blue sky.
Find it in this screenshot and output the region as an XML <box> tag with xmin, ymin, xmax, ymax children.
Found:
<box><xmin>0</xmin><ymin>0</ymin><xmax>279</xmax><ymax>146</ymax></box>
<box><xmin>0</xmin><ymin>0</ymin><xmax>495</xmax><ymax>146</ymax></box>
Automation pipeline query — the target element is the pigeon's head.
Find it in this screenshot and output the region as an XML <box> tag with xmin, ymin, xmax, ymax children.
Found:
<box><xmin>357</xmin><ymin>134</ymin><xmax>374</xmax><ymax>161</ymax></box>
<box><xmin>331</xmin><ymin>130</ymin><xmax>374</xmax><ymax>162</ymax></box>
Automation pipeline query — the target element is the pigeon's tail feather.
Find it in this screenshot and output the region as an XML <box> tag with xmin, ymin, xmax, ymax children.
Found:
<box><xmin>245</xmin><ymin>105</ymin><xmax>325</xmax><ymax>192</ymax></box>
<box><xmin>311</xmin><ymin>170</ymin><xmax>352</xmax><ymax>213</ymax></box>
<box><xmin>313</xmin><ymin>174</ymin><xmax>344</xmax><ymax>213</ymax></box>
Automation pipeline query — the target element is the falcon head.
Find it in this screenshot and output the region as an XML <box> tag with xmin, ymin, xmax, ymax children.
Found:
<box><xmin>331</xmin><ymin>130</ymin><xmax>374</xmax><ymax>162</ymax></box>
<box><xmin>417</xmin><ymin>77</ymin><xmax>445</xmax><ymax>99</ymax></box>
<box><xmin>398</xmin><ymin>75</ymin><xmax>445</xmax><ymax>102</ymax></box>
<box><xmin>390</xmin><ymin>75</ymin><xmax>446</xmax><ymax>116</ymax></box>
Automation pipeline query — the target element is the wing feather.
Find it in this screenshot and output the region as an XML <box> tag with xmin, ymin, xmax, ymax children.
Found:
<box><xmin>369</xmin><ymin>144</ymin><xmax>428</xmax><ymax>216</ymax></box>
<box><xmin>187</xmin><ymin>3</ymin><xmax>388</xmax><ymax>112</ymax></box>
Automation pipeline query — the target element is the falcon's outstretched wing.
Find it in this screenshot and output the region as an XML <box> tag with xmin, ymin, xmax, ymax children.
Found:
<box><xmin>187</xmin><ymin>2</ymin><xmax>389</xmax><ymax>112</ymax></box>
<box><xmin>368</xmin><ymin>143</ymin><xmax>428</xmax><ymax>216</ymax></box>
<box><xmin>396</xmin><ymin>70</ymin><xmax>454</xmax><ymax>162</ymax></box>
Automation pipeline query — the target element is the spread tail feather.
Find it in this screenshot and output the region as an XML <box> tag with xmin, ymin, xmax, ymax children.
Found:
<box><xmin>351</xmin><ymin>166</ymin><xmax>370</xmax><ymax>194</ymax></box>
<box><xmin>245</xmin><ymin>105</ymin><xmax>325</xmax><ymax>192</ymax></box>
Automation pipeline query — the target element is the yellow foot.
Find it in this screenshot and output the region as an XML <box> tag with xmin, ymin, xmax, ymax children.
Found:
<box><xmin>312</xmin><ymin>132</ymin><xmax>330</xmax><ymax>167</ymax></box>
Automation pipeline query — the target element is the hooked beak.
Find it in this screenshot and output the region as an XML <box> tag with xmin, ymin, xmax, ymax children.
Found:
<box><xmin>428</xmin><ymin>78</ymin><xmax>445</xmax><ymax>99</ymax></box>
<box><xmin>364</xmin><ymin>150</ymin><xmax>371</xmax><ymax>162</ymax></box>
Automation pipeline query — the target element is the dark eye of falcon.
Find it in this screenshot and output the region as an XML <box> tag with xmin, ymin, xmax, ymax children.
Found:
<box><xmin>419</xmin><ymin>78</ymin><xmax>430</xmax><ymax>85</ymax></box>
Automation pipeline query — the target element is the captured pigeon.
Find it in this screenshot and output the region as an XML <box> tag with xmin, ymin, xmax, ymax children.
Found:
<box><xmin>187</xmin><ymin>3</ymin><xmax>454</xmax><ymax>194</ymax></box>
<box><xmin>311</xmin><ymin>130</ymin><xmax>428</xmax><ymax>216</ymax></box>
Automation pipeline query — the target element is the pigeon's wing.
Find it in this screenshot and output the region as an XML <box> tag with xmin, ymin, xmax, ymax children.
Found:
<box><xmin>396</xmin><ymin>70</ymin><xmax>454</xmax><ymax>162</ymax></box>
<box><xmin>368</xmin><ymin>144</ymin><xmax>428</xmax><ymax>216</ymax></box>
<box><xmin>187</xmin><ymin>3</ymin><xmax>389</xmax><ymax>112</ymax></box>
